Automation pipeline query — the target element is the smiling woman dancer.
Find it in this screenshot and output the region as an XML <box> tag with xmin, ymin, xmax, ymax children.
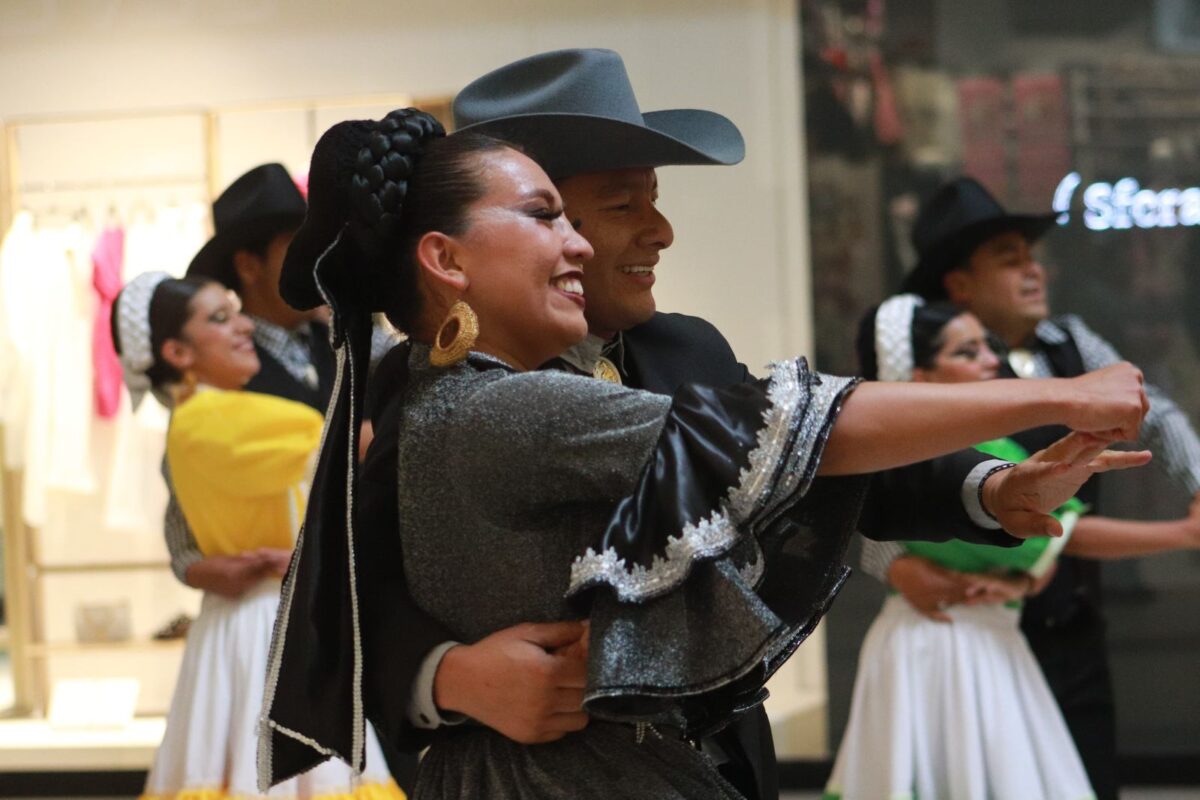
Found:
<box><xmin>823</xmin><ymin>295</ymin><xmax>1200</xmax><ymax>800</ymax></box>
<box><xmin>112</xmin><ymin>273</ymin><xmax>402</xmax><ymax>800</ymax></box>
<box><xmin>257</xmin><ymin>109</ymin><xmax>1148</xmax><ymax>799</ymax></box>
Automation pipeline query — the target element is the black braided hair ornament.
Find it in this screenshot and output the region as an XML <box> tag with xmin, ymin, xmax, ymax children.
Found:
<box><xmin>349</xmin><ymin>108</ymin><xmax>446</xmax><ymax>242</ymax></box>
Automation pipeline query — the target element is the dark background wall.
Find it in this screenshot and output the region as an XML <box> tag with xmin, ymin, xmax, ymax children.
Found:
<box><xmin>806</xmin><ymin>0</ymin><xmax>1200</xmax><ymax>763</ymax></box>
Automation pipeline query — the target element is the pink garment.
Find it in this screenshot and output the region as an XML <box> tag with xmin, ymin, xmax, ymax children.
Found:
<box><xmin>870</xmin><ymin>52</ymin><xmax>903</xmax><ymax>146</ymax></box>
<box><xmin>92</xmin><ymin>227</ymin><xmax>125</xmax><ymax>419</ymax></box>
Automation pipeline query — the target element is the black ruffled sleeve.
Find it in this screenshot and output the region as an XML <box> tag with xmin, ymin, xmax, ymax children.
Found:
<box><xmin>568</xmin><ymin>358</ymin><xmax>865</xmax><ymax>736</ymax></box>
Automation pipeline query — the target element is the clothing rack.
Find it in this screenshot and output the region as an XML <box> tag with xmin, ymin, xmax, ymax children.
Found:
<box><xmin>17</xmin><ymin>176</ymin><xmax>209</xmax><ymax>194</ymax></box>
<box><xmin>0</xmin><ymin>91</ymin><xmax>446</xmax><ymax>720</ymax></box>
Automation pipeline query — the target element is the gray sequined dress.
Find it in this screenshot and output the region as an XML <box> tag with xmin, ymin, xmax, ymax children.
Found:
<box><xmin>391</xmin><ymin>344</ymin><xmax>860</xmax><ymax>799</ymax></box>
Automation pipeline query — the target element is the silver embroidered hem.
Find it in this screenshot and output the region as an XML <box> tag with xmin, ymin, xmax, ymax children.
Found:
<box><xmin>567</xmin><ymin>358</ymin><xmax>854</xmax><ymax>603</ymax></box>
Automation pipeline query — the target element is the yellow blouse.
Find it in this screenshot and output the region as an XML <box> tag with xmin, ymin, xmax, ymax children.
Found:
<box><xmin>166</xmin><ymin>389</ymin><xmax>324</xmax><ymax>558</ymax></box>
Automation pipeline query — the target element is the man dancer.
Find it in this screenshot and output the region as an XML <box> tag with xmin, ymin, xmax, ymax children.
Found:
<box><xmin>356</xmin><ymin>52</ymin><xmax>1134</xmax><ymax>800</ymax></box>
<box><xmin>863</xmin><ymin>176</ymin><xmax>1200</xmax><ymax>800</ymax></box>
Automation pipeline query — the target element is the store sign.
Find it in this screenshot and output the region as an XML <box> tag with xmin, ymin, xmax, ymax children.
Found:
<box><xmin>1053</xmin><ymin>172</ymin><xmax>1200</xmax><ymax>231</ymax></box>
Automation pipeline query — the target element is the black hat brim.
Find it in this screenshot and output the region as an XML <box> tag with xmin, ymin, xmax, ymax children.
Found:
<box><xmin>186</xmin><ymin>212</ymin><xmax>306</xmax><ymax>289</ymax></box>
<box><xmin>901</xmin><ymin>212</ymin><xmax>1058</xmax><ymax>299</ymax></box>
<box><xmin>456</xmin><ymin>109</ymin><xmax>744</xmax><ymax>179</ymax></box>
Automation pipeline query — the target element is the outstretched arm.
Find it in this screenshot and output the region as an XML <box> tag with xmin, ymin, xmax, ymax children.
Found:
<box><xmin>1065</xmin><ymin>494</ymin><xmax>1200</xmax><ymax>559</ymax></box>
<box><xmin>819</xmin><ymin>363</ymin><xmax>1147</xmax><ymax>476</ymax></box>
<box><xmin>1064</xmin><ymin>315</ymin><xmax>1200</xmax><ymax>495</ymax></box>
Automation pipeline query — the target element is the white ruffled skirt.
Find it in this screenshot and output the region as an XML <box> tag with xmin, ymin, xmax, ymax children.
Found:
<box><xmin>143</xmin><ymin>579</ymin><xmax>402</xmax><ymax>800</ymax></box>
<box><xmin>824</xmin><ymin>595</ymin><xmax>1094</xmax><ymax>800</ymax></box>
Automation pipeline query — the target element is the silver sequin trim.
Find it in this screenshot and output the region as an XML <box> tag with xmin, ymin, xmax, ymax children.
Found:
<box><xmin>257</xmin><ymin>229</ymin><xmax>364</xmax><ymax>789</ymax></box>
<box><xmin>737</xmin><ymin>541</ymin><xmax>765</xmax><ymax>589</ymax></box>
<box><xmin>568</xmin><ymin>359</ymin><xmax>853</xmax><ymax>603</ymax></box>
<box><xmin>739</xmin><ymin>362</ymin><xmax>854</xmax><ymax>533</ymax></box>
<box><xmin>256</xmin><ymin>339</ymin><xmax>347</xmax><ymax>789</ymax></box>
<box><xmin>569</xmin><ymin>509</ymin><xmax>742</xmax><ymax>603</ymax></box>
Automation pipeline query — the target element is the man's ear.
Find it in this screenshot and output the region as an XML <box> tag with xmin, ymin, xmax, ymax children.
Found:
<box><xmin>160</xmin><ymin>337</ymin><xmax>195</xmax><ymax>373</ymax></box>
<box><xmin>232</xmin><ymin>249</ymin><xmax>262</xmax><ymax>290</ymax></box>
<box><xmin>415</xmin><ymin>231</ymin><xmax>469</xmax><ymax>294</ymax></box>
<box><xmin>943</xmin><ymin>268</ymin><xmax>971</xmax><ymax>305</ymax></box>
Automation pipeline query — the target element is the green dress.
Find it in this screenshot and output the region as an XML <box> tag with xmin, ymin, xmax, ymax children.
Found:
<box><xmin>902</xmin><ymin>437</ymin><xmax>1086</xmax><ymax>585</ymax></box>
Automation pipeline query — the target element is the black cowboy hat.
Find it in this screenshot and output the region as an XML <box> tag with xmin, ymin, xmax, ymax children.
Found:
<box><xmin>186</xmin><ymin>163</ymin><xmax>307</xmax><ymax>290</ymax></box>
<box><xmin>900</xmin><ymin>177</ymin><xmax>1058</xmax><ymax>300</ymax></box>
<box><xmin>453</xmin><ymin>48</ymin><xmax>745</xmax><ymax>179</ymax></box>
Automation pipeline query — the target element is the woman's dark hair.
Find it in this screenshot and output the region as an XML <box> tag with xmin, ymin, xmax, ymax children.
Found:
<box><xmin>855</xmin><ymin>300</ymin><xmax>966</xmax><ymax>380</ymax></box>
<box><xmin>111</xmin><ymin>276</ymin><xmax>211</xmax><ymax>390</ymax></box>
<box><xmin>911</xmin><ymin>302</ymin><xmax>966</xmax><ymax>371</ymax></box>
<box><xmin>338</xmin><ymin>109</ymin><xmax>517</xmax><ymax>332</ymax></box>
<box><xmin>385</xmin><ymin>133</ymin><xmax>517</xmax><ymax>333</ymax></box>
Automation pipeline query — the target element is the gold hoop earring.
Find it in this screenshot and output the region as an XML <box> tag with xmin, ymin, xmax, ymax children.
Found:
<box><xmin>429</xmin><ymin>301</ymin><xmax>479</xmax><ymax>367</ymax></box>
<box><xmin>171</xmin><ymin>370</ymin><xmax>198</xmax><ymax>405</ymax></box>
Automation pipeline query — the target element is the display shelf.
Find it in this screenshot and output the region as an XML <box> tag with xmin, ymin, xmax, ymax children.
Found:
<box><xmin>25</xmin><ymin>639</ymin><xmax>185</xmax><ymax>658</ymax></box>
<box><xmin>35</xmin><ymin>560</ymin><xmax>171</xmax><ymax>574</ymax></box>
<box><xmin>0</xmin><ymin>715</ymin><xmax>164</xmax><ymax>771</ymax></box>
<box><xmin>0</xmin><ymin>91</ymin><xmax>451</xmax><ymax>725</ymax></box>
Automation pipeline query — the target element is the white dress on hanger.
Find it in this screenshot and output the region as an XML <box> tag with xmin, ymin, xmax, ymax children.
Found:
<box><xmin>3</xmin><ymin>216</ymin><xmax>97</xmax><ymax>526</ymax></box>
<box><xmin>101</xmin><ymin>204</ymin><xmax>207</xmax><ymax>532</ymax></box>
<box><xmin>0</xmin><ymin>211</ymin><xmax>39</xmax><ymax>472</ymax></box>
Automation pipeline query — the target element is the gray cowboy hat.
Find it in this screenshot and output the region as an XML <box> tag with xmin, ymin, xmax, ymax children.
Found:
<box><xmin>453</xmin><ymin>48</ymin><xmax>745</xmax><ymax>179</ymax></box>
<box><xmin>901</xmin><ymin>177</ymin><xmax>1057</xmax><ymax>300</ymax></box>
<box><xmin>186</xmin><ymin>163</ymin><xmax>307</xmax><ymax>290</ymax></box>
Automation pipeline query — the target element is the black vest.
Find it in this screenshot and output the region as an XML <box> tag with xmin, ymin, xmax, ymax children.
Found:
<box><xmin>998</xmin><ymin>326</ymin><xmax>1103</xmax><ymax>629</ymax></box>
<box><xmin>620</xmin><ymin>312</ymin><xmax>753</xmax><ymax>392</ymax></box>
<box><xmin>243</xmin><ymin>322</ymin><xmax>336</xmax><ymax>413</ymax></box>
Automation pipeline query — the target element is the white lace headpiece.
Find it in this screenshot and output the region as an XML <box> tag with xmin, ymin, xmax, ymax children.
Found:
<box><xmin>116</xmin><ymin>271</ymin><xmax>172</xmax><ymax>409</ymax></box>
<box><xmin>874</xmin><ymin>293</ymin><xmax>924</xmax><ymax>382</ymax></box>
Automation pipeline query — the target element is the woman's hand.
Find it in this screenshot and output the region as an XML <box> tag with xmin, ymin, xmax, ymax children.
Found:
<box><xmin>889</xmin><ymin>557</ymin><xmax>1053</xmax><ymax>623</ymax></box>
<box><xmin>963</xmin><ymin>573</ymin><xmax>1030</xmax><ymax>605</ymax></box>
<box><xmin>983</xmin><ymin>432</ymin><xmax>1151</xmax><ymax>539</ymax></box>
<box><xmin>888</xmin><ymin>556</ymin><xmax>996</xmax><ymax>623</ymax></box>
<box><xmin>1058</xmin><ymin>362</ymin><xmax>1148</xmax><ymax>440</ymax></box>
<box><xmin>253</xmin><ymin>547</ymin><xmax>294</xmax><ymax>577</ymax></box>
<box><xmin>184</xmin><ymin>552</ymin><xmax>276</xmax><ymax>598</ymax></box>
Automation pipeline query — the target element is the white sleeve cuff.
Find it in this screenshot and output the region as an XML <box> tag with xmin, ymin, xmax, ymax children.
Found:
<box><xmin>408</xmin><ymin>641</ymin><xmax>468</xmax><ymax>730</ymax></box>
<box><xmin>961</xmin><ymin>459</ymin><xmax>1015</xmax><ymax>530</ymax></box>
